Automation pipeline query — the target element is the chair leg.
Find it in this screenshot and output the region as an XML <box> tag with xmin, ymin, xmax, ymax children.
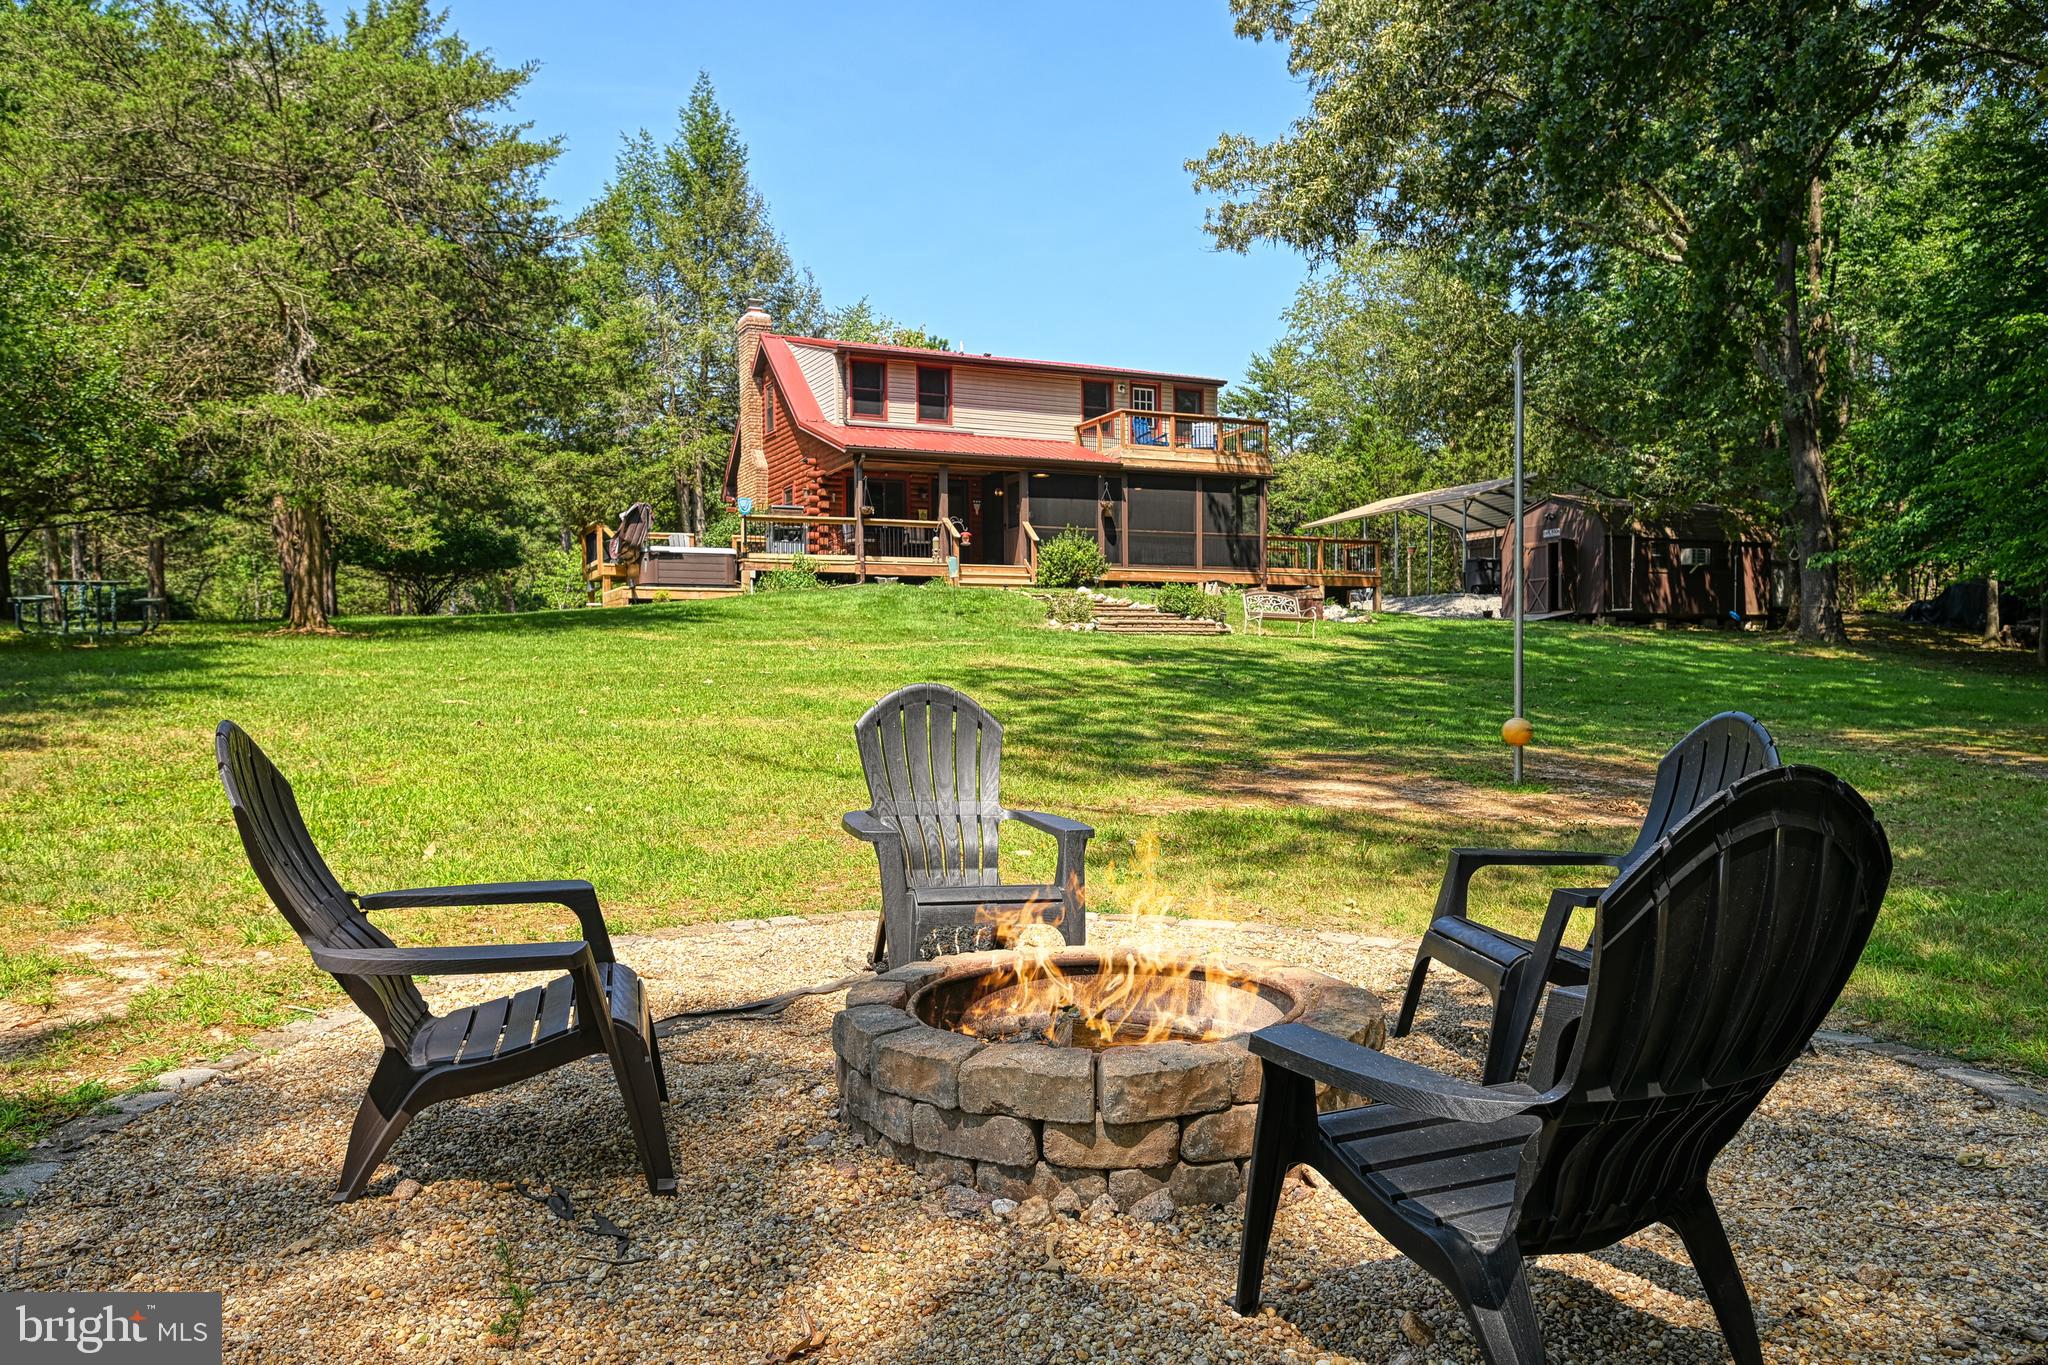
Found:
<box><xmin>1233</xmin><ymin>1066</ymin><xmax>1314</xmax><ymax>1314</ymax></box>
<box><xmin>1667</xmin><ymin>1186</ymin><xmax>1764</xmax><ymax>1365</ymax></box>
<box><xmin>1453</xmin><ymin>1247</ymin><xmax>1545</xmax><ymax>1365</ymax></box>
<box><xmin>334</xmin><ymin>1052</ymin><xmax>421</xmax><ymax>1203</ymax></box>
<box><xmin>1393</xmin><ymin>947</ymin><xmax>1433</xmax><ymax>1037</ymax></box>
<box><xmin>602</xmin><ymin>1025</ymin><xmax>678</xmax><ymax>1195</ymax></box>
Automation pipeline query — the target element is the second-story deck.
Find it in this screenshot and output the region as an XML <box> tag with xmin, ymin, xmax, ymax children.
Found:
<box><xmin>1075</xmin><ymin>410</ymin><xmax>1270</xmax><ymax>466</ymax></box>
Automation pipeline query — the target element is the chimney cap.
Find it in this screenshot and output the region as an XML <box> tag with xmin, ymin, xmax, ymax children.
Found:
<box><xmin>743</xmin><ymin>296</ymin><xmax>768</xmax><ymax>313</ymax></box>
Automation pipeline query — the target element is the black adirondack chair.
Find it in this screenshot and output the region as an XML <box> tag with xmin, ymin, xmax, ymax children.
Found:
<box><xmin>844</xmin><ymin>684</ymin><xmax>1093</xmax><ymax>970</ymax></box>
<box><xmin>215</xmin><ymin>722</ymin><xmax>677</xmax><ymax>1201</ymax></box>
<box><xmin>1236</xmin><ymin>765</ymin><xmax>1890</xmax><ymax>1364</ymax></box>
<box><xmin>1396</xmin><ymin>711</ymin><xmax>1779</xmax><ymax>1083</ymax></box>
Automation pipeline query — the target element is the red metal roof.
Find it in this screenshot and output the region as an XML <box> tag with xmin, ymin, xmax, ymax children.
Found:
<box><xmin>757</xmin><ymin>335</ymin><xmax>1120</xmax><ymax>467</ymax></box>
<box><xmin>769</xmin><ymin>333</ymin><xmax>1228</xmax><ymax>390</ymax></box>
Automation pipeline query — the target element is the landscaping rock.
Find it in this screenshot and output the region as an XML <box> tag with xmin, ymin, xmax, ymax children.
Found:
<box><xmin>1129</xmin><ymin>1190</ymin><xmax>1177</xmax><ymax>1223</ymax></box>
<box><xmin>1108</xmin><ymin>1167</ymin><xmax>1168</xmax><ymax>1210</ymax></box>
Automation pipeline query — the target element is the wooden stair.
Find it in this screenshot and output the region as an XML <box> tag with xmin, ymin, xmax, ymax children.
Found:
<box><xmin>956</xmin><ymin>564</ymin><xmax>1036</xmax><ymax>587</ymax></box>
<box><xmin>1088</xmin><ymin>602</ymin><xmax>1230</xmax><ymax>635</ymax></box>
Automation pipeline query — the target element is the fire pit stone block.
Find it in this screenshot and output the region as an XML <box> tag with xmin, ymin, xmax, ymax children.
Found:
<box><xmin>874</xmin><ymin>1029</ymin><xmax>984</xmax><ymax>1109</ymax></box>
<box><xmin>1108</xmin><ymin>1166</ymin><xmax>1171</xmax><ymax>1210</ymax></box>
<box><xmin>958</xmin><ymin>1043</ymin><xmax>1096</xmax><ymax>1124</ymax></box>
<box><xmin>1169</xmin><ymin>1160</ymin><xmax>1244</xmax><ymax>1207</ymax></box>
<box><xmin>1041</xmin><ymin>1114</ymin><xmax>1180</xmax><ymax>1169</ymax></box>
<box><xmin>1098</xmin><ymin>1041</ymin><xmax>1240</xmax><ymax>1124</ymax></box>
<box><xmin>1181</xmin><ymin>1103</ymin><xmax>1258</xmax><ymax>1163</ymax></box>
<box><xmin>832</xmin><ymin>1004</ymin><xmax>920</xmax><ymax>1073</ymax></box>
<box><xmin>911</xmin><ymin>1103</ymin><xmax>1038</xmax><ymax>1167</ymax></box>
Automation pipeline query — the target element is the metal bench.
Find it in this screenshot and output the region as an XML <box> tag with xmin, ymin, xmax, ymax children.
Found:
<box><xmin>1244</xmin><ymin>590</ymin><xmax>1317</xmax><ymax>637</ymax></box>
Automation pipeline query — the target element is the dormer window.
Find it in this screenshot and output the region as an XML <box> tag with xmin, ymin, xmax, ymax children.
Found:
<box><xmin>850</xmin><ymin>360</ymin><xmax>886</xmax><ymax>418</ymax></box>
<box><xmin>916</xmin><ymin>365</ymin><xmax>951</xmax><ymax>424</ymax></box>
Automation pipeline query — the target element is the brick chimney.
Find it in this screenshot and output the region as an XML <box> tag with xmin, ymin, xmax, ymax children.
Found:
<box><xmin>733</xmin><ymin>298</ymin><xmax>772</xmax><ymax>505</ymax></box>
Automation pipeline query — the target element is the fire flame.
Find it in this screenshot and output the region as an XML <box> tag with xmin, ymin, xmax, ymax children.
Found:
<box><xmin>956</xmin><ymin>831</ymin><xmax>1265</xmax><ymax>1049</ymax></box>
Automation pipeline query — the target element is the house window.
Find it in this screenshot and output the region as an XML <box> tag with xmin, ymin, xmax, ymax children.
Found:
<box><xmin>1082</xmin><ymin>380</ymin><xmax>1113</xmax><ymax>420</ymax></box>
<box><xmin>1130</xmin><ymin>384</ymin><xmax>1158</xmax><ymax>411</ymax></box>
<box><xmin>916</xmin><ymin>365</ymin><xmax>951</xmax><ymax>424</ymax></box>
<box><xmin>1174</xmin><ymin>387</ymin><xmax>1204</xmax><ymax>414</ymax></box>
<box><xmin>850</xmin><ymin>360</ymin><xmax>886</xmax><ymax>418</ymax></box>
<box><xmin>763</xmin><ymin>387</ymin><xmax>775</xmax><ymax>435</ymax></box>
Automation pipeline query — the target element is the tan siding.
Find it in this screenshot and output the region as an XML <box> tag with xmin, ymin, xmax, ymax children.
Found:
<box><xmin>837</xmin><ymin>355</ymin><xmax>1229</xmax><ymax>443</ymax></box>
<box><xmin>790</xmin><ymin>343</ymin><xmax>841</xmax><ymax>423</ymax></box>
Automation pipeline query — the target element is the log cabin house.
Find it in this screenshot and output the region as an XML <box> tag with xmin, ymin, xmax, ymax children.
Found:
<box><xmin>585</xmin><ymin>302</ymin><xmax>1380</xmax><ymax>600</ymax></box>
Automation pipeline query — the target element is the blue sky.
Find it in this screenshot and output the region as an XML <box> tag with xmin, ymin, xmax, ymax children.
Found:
<box><xmin>444</xmin><ymin>1</ymin><xmax>1313</xmax><ymax>390</ymax></box>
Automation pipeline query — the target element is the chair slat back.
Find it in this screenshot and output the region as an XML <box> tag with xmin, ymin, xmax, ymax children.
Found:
<box><xmin>1624</xmin><ymin>711</ymin><xmax>1780</xmax><ymax>866</ymax></box>
<box><xmin>1514</xmin><ymin>765</ymin><xmax>1889</xmax><ymax>1251</ymax></box>
<box><xmin>215</xmin><ymin>722</ymin><xmax>430</xmax><ymax>1050</ymax></box>
<box><xmin>855</xmin><ymin>684</ymin><xmax>1003</xmax><ymax>886</ymax></box>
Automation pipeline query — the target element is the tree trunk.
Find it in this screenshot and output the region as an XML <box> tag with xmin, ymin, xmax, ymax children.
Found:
<box><xmin>68</xmin><ymin>528</ymin><xmax>85</xmax><ymax>580</ymax></box>
<box><xmin>1984</xmin><ymin>575</ymin><xmax>2000</xmax><ymax>639</ymax></box>
<box><xmin>1778</xmin><ymin>221</ymin><xmax>1845</xmax><ymax>645</ymax></box>
<box><xmin>0</xmin><ymin>530</ymin><xmax>12</xmax><ymax>612</ymax></box>
<box><xmin>40</xmin><ymin>525</ymin><xmax>61</xmax><ymax>586</ymax></box>
<box><xmin>271</xmin><ymin>494</ymin><xmax>334</xmax><ymax>630</ymax></box>
<box><xmin>146</xmin><ymin>534</ymin><xmax>167</xmax><ymax>601</ymax></box>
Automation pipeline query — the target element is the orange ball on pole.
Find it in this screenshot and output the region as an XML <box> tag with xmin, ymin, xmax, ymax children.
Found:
<box><xmin>1502</xmin><ymin>716</ymin><xmax>1534</xmax><ymax>748</ymax></box>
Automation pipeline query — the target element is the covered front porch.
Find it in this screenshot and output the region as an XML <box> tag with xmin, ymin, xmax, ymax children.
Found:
<box><xmin>738</xmin><ymin>456</ymin><xmax>1383</xmax><ymax>595</ymax></box>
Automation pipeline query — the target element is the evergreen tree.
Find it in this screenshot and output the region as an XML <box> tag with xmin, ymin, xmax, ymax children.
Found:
<box><xmin>566</xmin><ymin>73</ymin><xmax>822</xmax><ymax>535</ymax></box>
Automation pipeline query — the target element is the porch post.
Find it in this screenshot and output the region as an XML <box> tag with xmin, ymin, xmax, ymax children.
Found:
<box><xmin>854</xmin><ymin>455</ymin><xmax>867</xmax><ymax>583</ymax></box>
<box><xmin>1257</xmin><ymin>479</ymin><xmax>1269</xmax><ymax>588</ymax></box>
<box><xmin>1120</xmin><ymin>477</ymin><xmax>1130</xmax><ymax>568</ymax></box>
<box><xmin>1019</xmin><ymin>473</ymin><xmax>1032</xmax><ymax>572</ymax></box>
<box><xmin>1460</xmin><ymin>500</ymin><xmax>1470</xmax><ymax>591</ymax></box>
<box><xmin>1369</xmin><ymin>517</ymin><xmax>1382</xmax><ymax>612</ymax></box>
<box><xmin>1095</xmin><ymin>475</ymin><xmax>1107</xmax><ymax>557</ymax></box>
<box><xmin>938</xmin><ymin>466</ymin><xmax>953</xmax><ymax>582</ymax></box>
<box><xmin>1194</xmin><ymin>478</ymin><xmax>1205</xmax><ymax>576</ymax></box>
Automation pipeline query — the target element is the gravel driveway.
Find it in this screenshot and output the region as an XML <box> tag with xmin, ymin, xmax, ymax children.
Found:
<box><xmin>6</xmin><ymin>916</ymin><xmax>2044</xmax><ymax>1364</ymax></box>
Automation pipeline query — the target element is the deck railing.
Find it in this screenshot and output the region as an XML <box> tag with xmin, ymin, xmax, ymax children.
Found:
<box><xmin>1074</xmin><ymin>409</ymin><xmax>1269</xmax><ymax>459</ymax></box>
<box><xmin>736</xmin><ymin>514</ymin><xmax>947</xmax><ymax>563</ymax></box>
<box><xmin>1265</xmin><ymin>535</ymin><xmax>1382</xmax><ymax>578</ymax></box>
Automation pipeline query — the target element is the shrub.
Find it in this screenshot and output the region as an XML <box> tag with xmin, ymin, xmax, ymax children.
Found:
<box><xmin>1046</xmin><ymin>593</ymin><xmax>1092</xmax><ymax>625</ymax></box>
<box><xmin>701</xmin><ymin>510</ymin><xmax>743</xmax><ymax>549</ymax></box>
<box><xmin>755</xmin><ymin>553</ymin><xmax>821</xmax><ymax>592</ymax></box>
<box><xmin>1035</xmin><ymin>529</ymin><xmax>1107</xmax><ymax>588</ymax></box>
<box><xmin>1155</xmin><ymin>583</ymin><xmax>1225</xmax><ymax>622</ymax></box>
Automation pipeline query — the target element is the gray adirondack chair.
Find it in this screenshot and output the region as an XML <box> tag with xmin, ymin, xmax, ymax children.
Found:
<box><xmin>1396</xmin><ymin>711</ymin><xmax>1780</xmax><ymax>1083</ymax></box>
<box><xmin>1237</xmin><ymin>764</ymin><xmax>1891</xmax><ymax>1364</ymax></box>
<box><xmin>216</xmin><ymin>722</ymin><xmax>676</xmax><ymax>1201</ymax></box>
<box><xmin>844</xmin><ymin>684</ymin><xmax>1093</xmax><ymax>969</ymax></box>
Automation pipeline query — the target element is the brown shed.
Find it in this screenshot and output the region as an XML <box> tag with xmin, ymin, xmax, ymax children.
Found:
<box><xmin>1469</xmin><ymin>494</ymin><xmax>1775</xmax><ymax>624</ymax></box>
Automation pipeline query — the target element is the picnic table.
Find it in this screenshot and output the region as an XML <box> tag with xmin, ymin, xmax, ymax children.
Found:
<box><xmin>13</xmin><ymin>579</ymin><xmax>165</xmax><ymax>637</ymax></box>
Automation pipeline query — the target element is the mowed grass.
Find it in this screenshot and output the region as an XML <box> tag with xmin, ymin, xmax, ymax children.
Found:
<box><xmin>1</xmin><ymin>585</ymin><xmax>2043</xmax><ymax>1154</ymax></box>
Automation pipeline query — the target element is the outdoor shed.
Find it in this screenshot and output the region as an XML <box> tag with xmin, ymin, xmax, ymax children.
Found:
<box><xmin>1467</xmin><ymin>494</ymin><xmax>1775</xmax><ymax>624</ymax></box>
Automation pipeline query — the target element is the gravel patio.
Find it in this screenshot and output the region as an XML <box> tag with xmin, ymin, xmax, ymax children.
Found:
<box><xmin>6</xmin><ymin>915</ymin><xmax>2045</xmax><ymax>1364</ymax></box>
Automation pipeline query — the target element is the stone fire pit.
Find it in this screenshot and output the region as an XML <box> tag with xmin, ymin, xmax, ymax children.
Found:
<box><xmin>831</xmin><ymin>947</ymin><xmax>1384</xmax><ymax>1210</ymax></box>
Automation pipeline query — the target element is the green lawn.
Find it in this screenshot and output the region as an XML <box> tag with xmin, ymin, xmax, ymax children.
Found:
<box><xmin>2</xmin><ymin>586</ymin><xmax>2044</xmax><ymax>1155</ymax></box>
